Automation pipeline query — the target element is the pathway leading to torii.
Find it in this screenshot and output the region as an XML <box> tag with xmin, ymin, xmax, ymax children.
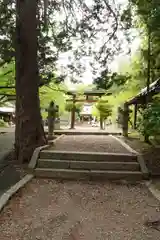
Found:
<box><xmin>50</xmin><ymin>135</ymin><xmax>128</xmax><ymax>153</ymax></box>
<box><xmin>0</xmin><ymin>128</ymin><xmax>155</xmax><ymax>240</ymax></box>
<box><xmin>53</xmin><ymin>124</ymin><xmax>122</xmax><ymax>135</ymax></box>
<box><xmin>35</xmin><ymin>132</ymin><xmax>148</xmax><ymax>181</ymax></box>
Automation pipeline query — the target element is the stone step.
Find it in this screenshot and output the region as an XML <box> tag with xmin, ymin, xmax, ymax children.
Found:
<box><xmin>53</xmin><ymin>131</ymin><xmax>122</xmax><ymax>136</ymax></box>
<box><xmin>39</xmin><ymin>150</ymin><xmax>137</xmax><ymax>162</ymax></box>
<box><xmin>38</xmin><ymin>159</ymin><xmax>140</xmax><ymax>171</ymax></box>
<box><xmin>34</xmin><ymin>168</ymin><xmax>143</xmax><ymax>181</ymax></box>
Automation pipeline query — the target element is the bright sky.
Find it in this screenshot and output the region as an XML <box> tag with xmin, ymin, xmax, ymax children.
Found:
<box><xmin>58</xmin><ymin>36</ymin><xmax>141</xmax><ymax>85</ymax></box>
<box><xmin>109</xmin><ymin>36</ymin><xmax>141</xmax><ymax>71</ymax></box>
<box><xmin>56</xmin><ymin>0</ymin><xmax>141</xmax><ymax>85</ymax></box>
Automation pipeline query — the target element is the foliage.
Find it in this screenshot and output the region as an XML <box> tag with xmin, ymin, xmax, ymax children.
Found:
<box><xmin>65</xmin><ymin>102</ymin><xmax>83</xmax><ymax>114</ymax></box>
<box><xmin>0</xmin><ymin>62</ymin><xmax>15</xmax><ymax>105</ymax></box>
<box><xmin>129</xmin><ymin>0</ymin><xmax>160</xmax><ymax>82</ymax></box>
<box><xmin>91</xmin><ymin>105</ymin><xmax>98</xmax><ymax>117</ymax></box>
<box><xmin>93</xmin><ymin>69</ymin><xmax>130</xmax><ymax>90</ymax></box>
<box><xmin>0</xmin><ymin>0</ymin><xmax>134</xmax><ymax>83</ymax></box>
<box><xmin>0</xmin><ymin>62</ymin><xmax>15</xmax><ymax>86</ymax></box>
<box><xmin>0</xmin><ymin>61</ymin><xmax>67</xmax><ymax>109</ymax></box>
<box><xmin>100</xmin><ymin>51</ymin><xmax>148</xmax><ymax>122</ymax></box>
<box><xmin>0</xmin><ymin>0</ymin><xmax>65</xmax><ymax>84</ymax></box>
<box><xmin>39</xmin><ymin>83</ymin><xmax>67</xmax><ymax>119</ymax></box>
<box><xmin>65</xmin><ymin>102</ymin><xmax>74</xmax><ymax>112</ymax></box>
<box><xmin>96</xmin><ymin>99</ymin><xmax>112</xmax><ymax>119</ymax></box>
<box><xmin>137</xmin><ymin>99</ymin><xmax>160</xmax><ymax>139</ymax></box>
<box><xmin>113</xmin><ymin>0</ymin><xmax>160</xmax><ymax>138</ymax></box>
<box><xmin>0</xmin><ymin>119</ymin><xmax>7</xmax><ymax>127</ymax></box>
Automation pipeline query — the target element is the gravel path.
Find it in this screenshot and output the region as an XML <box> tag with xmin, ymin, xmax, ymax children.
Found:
<box><xmin>1</xmin><ymin>179</ymin><xmax>160</xmax><ymax>239</ymax></box>
<box><xmin>52</xmin><ymin>135</ymin><xmax>130</xmax><ymax>153</ymax></box>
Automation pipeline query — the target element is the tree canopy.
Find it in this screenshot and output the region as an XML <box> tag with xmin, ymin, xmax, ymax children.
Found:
<box><xmin>0</xmin><ymin>0</ymin><xmax>134</xmax><ymax>83</ymax></box>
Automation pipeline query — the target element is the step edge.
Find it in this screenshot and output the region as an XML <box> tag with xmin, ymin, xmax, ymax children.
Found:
<box><xmin>35</xmin><ymin>168</ymin><xmax>143</xmax><ymax>174</ymax></box>
<box><xmin>40</xmin><ymin>150</ymin><xmax>137</xmax><ymax>157</ymax></box>
<box><xmin>38</xmin><ymin>159</ymin><xmax>139</xmax><ymax>165</ymax></box>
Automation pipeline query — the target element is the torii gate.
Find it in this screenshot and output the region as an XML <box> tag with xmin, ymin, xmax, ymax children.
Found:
<box><xmin>66</xmin><ymin>89</ymin><xmax>107</xmax><ymax>129</ymax></box>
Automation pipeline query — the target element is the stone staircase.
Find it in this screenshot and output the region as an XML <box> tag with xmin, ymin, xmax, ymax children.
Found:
<box><xmin>34</xmin><ymin>150</ymin><xmax>145</xmax><ymax>181</ymax></box>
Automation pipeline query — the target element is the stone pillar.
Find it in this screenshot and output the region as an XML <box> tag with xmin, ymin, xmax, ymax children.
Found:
<box><xmin>55</xmin><ymin>105</ymin><xmax>60</xmax><ymax>130</ymax></box>
<box><xmin>48</xmin><ymin>101</ymin><xmax>56</xmax><ymax>140</ymax></box>
<box><xmin>117</xmin><ymin>107</ymin><xmax>122</xmax><ymax>128</ymax></box>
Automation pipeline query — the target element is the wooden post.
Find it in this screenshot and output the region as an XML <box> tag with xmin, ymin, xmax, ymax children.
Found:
<box><xmin>133</xmin><ymin>104</ymin><xmax>138</xmax><ymax>129</ymax></box>
<box><xmin>70</xmin><ymin>95</ymin><xmax>76</xmax><ymax>129</ymax></box>
<box><xmin>122</xmin><ymin>103</ymin><xmax>129</xmax><ymax>137</ymax></box>
<box><xmin>48</xmin><ymin>101</ymin><xmax>56</xmax><ymax>140</ymax></box>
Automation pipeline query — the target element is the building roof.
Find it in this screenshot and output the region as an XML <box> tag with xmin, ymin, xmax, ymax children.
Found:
<box><xmin>66</xmin><ymin>88</ymin><xmax>106</xmax><ymax>96</ymax></box>
<box><xmin>0</xmin><ymin>107</ymin><xmax>15</xmax><ymax>113</ymax></box>
<box><xmin>126</xmin><ymin>78</ymin><xmax>160</xmax><ymax>105</ymax></box>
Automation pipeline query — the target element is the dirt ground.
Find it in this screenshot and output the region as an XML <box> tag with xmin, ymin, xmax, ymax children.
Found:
<box><xmin>51</xmin><ymin>135</ymin><xmax>130</xmax><ymax>153</ymax></box>
<box><xmin>1</xmin><ymin>179</ymin><xmax>160</xmax><ymax>240</ymax></box>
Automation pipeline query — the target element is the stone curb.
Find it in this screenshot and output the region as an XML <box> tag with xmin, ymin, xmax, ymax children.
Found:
<box><xmin>0</xmin><ymin>174</ymin><xmax>33</xmax><ymax>213</ymax></box>
<box><xmin>145</xmin><ymin>180</ymin><xmax>160</xmax><ymax>202</ymax></box>
<box><xmin>109</xmin><ymin>135</ymin><xmax>137</xmax><ymax>155</ymax></box>
<box><xmin>137</xmin><ymin>154</ymin><xmax>149</xmax><ymax>179</ymax></box>
<box><xmin>28</xmin><ymin>145</ymin><xmax>50</xmax><ymax>169</ymax></box>
<box><xmin>28</xmin><ymin>134</ymin><xmax>65</xmax><ymax>170</ymax></box>
<box><xmin>49</xmin><ymin>134</ymin><xmax>65</xmax><ymax>146</ymax></box>
<box><xmin>109</xmin><ymin>135</ymin><xmax>149</xmax><ymax>179</ymax></box>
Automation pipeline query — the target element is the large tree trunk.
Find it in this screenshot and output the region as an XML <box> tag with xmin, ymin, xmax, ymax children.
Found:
<box><xmin>15</xmin><ymin>0</ymin><xmax>47</xmax><ymax>163</ymax></box>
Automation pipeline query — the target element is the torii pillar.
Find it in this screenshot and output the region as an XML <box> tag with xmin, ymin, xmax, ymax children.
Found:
<box><xmin>70</xmin><ymin>95</ymin><xmax>76</xmax><ymax>129</ymax></box>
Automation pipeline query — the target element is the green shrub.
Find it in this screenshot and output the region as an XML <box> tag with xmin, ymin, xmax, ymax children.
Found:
<box><xmin>65</xmin><ymin>102</ymin><xmax>83</xmax><ymax>113</ymax></box>
<box><xmin>137</xmin><ymin>100</ymin><xmax>160</xmax><ymax>139</ymax></box>
<box><xmin>96</xmin><ymin>100</ymin><xmax>112</xmax><ymax>119</ymax></box>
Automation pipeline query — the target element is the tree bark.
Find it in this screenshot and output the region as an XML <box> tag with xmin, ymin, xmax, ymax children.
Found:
<box><xmin>15</xmin><ymin>0</ymin><xmax>47</xmax><ymax>163</ymax></box>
